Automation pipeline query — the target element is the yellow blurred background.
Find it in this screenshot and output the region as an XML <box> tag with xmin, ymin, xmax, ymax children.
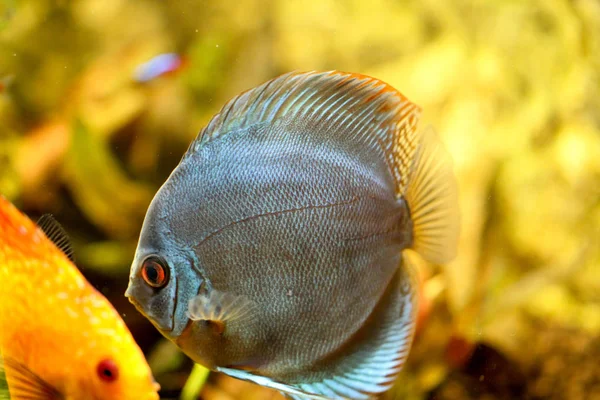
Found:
<box><xmin>1</xmin><ymin>0</ymin><xmax>599</xmax><ymax>399</ymax></box>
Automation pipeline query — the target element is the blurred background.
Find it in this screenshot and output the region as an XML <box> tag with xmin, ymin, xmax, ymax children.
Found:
<box><xmin>0</xmin><ymin>0</ymin><xmax>599</xmax><ymax>399</ymax></box>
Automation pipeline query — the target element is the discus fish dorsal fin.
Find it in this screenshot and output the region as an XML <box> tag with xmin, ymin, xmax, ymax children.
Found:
<box><xmin>37</xmin><ymin>214</ymin><xmax>75</xmax><ymax>262</ymax></box>
<box><xmin>188</xmin><ymin>289</ymin><xmax>257</xmax><ymax>328</ymax></box>
<box><xmin>405</xmin><ymin>126</ymin><xmax>459</xmax><ymax>264</ymax></box>
<box><xmin>187</xmin><ymin>70</ymin><xmax>458</xmax><ymax>261</ymax></box>
<box><xmin>0</xmin><ymin>354</ymin><xmax>63</xmax><ymax>400</ymax></box>
<box><xmin>186</xmin><ymin>70</ymin><xmax>421</xmax><ymax>192</ymax></box>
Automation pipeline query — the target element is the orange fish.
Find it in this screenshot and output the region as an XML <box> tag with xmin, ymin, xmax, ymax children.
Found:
<box><xmin>0</xmin><ymin>196</ymin><xmax>159</xmax><ymax>400</ymax></box>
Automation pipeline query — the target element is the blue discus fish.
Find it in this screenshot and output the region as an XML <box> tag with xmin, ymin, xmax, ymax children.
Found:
<box><xmin>126</xmin><ymin>70</ymin><xmax>459</xmax><ymax>399</ymax></box>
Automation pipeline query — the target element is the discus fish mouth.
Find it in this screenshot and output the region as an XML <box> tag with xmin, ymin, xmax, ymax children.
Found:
<box><xmin>125</xmin><ymin>294</ymin><xmax>144</xmax><ymax>314</ymax></box>
<box><xmin>125</xmin><ymin>283</ymin><xmax>176</xmax><ymax>334</ymax></box>
<box><xmin>128</xmin><ymin>294</ymin><xmax>176</xmax><ymax>334</ymax></box>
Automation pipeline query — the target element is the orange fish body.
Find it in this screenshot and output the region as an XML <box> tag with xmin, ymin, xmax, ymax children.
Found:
<box><xmin>0</xmin><ymin>196</ymin><xmax>159</xmax><ymax>400</ymax></box>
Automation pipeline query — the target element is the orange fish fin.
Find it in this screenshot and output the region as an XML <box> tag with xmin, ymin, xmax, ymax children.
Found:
<box><xmin>185</xmin><ymin>70</ymin><xmax>420</xmax><ymax>185</ymax></box>
<box><xmin>0</xmin><ymin>354</ymin><xmax>63</xmax><ymax>400</ymax></box>
<box><xmin>405</xmin><ymin>125</ymin><xmax>459</xmax><ymax>264</ymax></box>
<box><xmin>215</xmin><ymin>367</ymin><xmax>330</xmax><ymax>400</ymax></box>
<box><xmin>187</xmin><ymin>289</ymin><xmax>257</xmax><ymax>327</ymax></box>
<box><xmin>37</xmin><ymin>214</ymin><xmax>75</xmax><ymax>262</ymax></box>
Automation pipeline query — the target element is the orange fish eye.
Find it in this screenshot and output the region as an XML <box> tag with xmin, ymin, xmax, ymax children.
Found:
<box><xmin>97</xmin><ymin>359</ymin><xmax>119</xmax><ymax>382</ymax></box>
<box><xmin>141</xmin><ymin>256</ymin><xmax>169</xmax><ymax>289</ymax></box>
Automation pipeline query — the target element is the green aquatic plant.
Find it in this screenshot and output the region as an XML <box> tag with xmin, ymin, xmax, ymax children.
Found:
<box><xmin>180</xmin><ymin>364</ymin><xmax>211</xmax><ymax>400</ymax></box>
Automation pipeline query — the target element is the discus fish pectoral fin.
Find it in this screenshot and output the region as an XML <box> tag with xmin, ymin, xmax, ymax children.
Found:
<box><xmin>187</xmin><ymin>289</ymin><xmax>257</xmax><ymax>326</ymax></box>
<box><xmin>404</xmin><ymin>125</ymin><xmax>460</xmax><ymax>264</ymax></box>
<box><xmin>215</xmin><ymin>367</ymin><xmax>333</xmax><ymax>400</ymax></box>
<box><xmin>0</xmin><ymin>353</ymin><xmax>63</xmax><ymax>400</ymax></box>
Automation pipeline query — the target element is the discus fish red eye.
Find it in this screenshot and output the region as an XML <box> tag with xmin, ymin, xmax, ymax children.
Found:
<box><xmin>141</xmin><ymin>256</ymin><xmax>169</xmax><ymax>288</ymax></box>
<box><xmin>96</xmin><ymin>359</ymin><xmax>119</xmax><ymax>382</ymax></box>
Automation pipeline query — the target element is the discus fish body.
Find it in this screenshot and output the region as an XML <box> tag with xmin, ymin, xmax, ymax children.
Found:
<box><xmin>126</xmin><ymin>71</ymin><xmax>459</xmax><ymax>399</ymax></box>
<box><xmin>0</xmin><ymin>197</ymin><xmax>159</xmax><ymax>400</ymax></box>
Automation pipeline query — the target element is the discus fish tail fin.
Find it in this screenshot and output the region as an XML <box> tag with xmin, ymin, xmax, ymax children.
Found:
<box><xmin>188</xmin><ymin>289</ymin><xmax>257</xmax><ymax>329</ymax></box>
<box><xmin>0</xmin><ymin>353</ymin><xmax>63</xmax><ymax>399</ymax></box>
<box><xmin>405</xmin><ymin>125</ymin><xmax>459</xmax><ymax>264</ymax></box>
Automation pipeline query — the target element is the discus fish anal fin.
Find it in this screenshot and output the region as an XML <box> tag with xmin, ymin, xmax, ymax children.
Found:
<box><xmin>0</xmin><ymin>354</ymin><xmax>63</xmax><ymax>399</ymax></box>
<box><xmin>215</xmin><ymin>367</ymin><xmax>332</xmax><ymax>400</ymax></box>
<box><xmin>219</xmin><ymin>262</ymin><xmax>416</xmax><ymax>400</ymax></box>
<box><xmin>188</xmin><ymin>289</ymin><xmax>257</xmax><ymax>326</ymax></box>
<box><xmin>37</xmin><ymin>214</ymin><xmax>75</xmax><ymax>262</ymax></box>
<box><xmin>292</xmin><ymin>263</ymin><xmax>416</xmax><ymax>400</ymax></box>
<box><xmin>405</xmin><ymin>125</ymin><xmax>459</xmax><ymax>264</ymax></box>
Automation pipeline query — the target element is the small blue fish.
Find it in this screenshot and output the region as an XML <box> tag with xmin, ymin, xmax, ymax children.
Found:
<box><xmin>133</xmin><ymin>53</ymin><xmax>187</xmax><ymax>82</ymax></box>
<box><xmin>126</xmin><ymin>71</ymin><xmax>459</xmax><ymax>399</ymax></box>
